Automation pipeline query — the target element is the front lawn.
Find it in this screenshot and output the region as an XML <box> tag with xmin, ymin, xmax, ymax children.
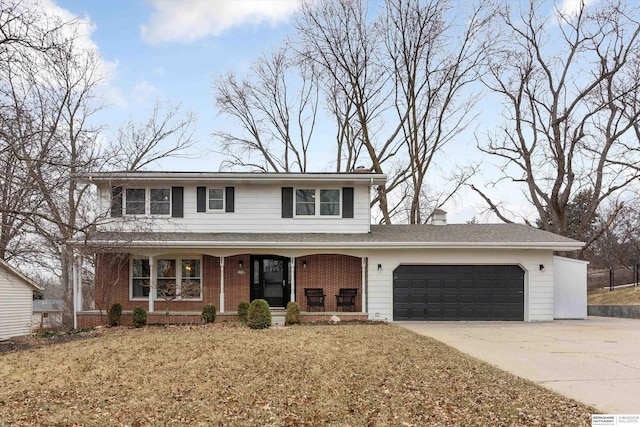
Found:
<box><xmin>0</xmin><ymin>323</ymin><xmax>592</xmax><ymax>426</ymax></box>
<box><xmin>589</xmin><ymin>286</ymin><xmax>640</xmax><ymax>305</ymax></box>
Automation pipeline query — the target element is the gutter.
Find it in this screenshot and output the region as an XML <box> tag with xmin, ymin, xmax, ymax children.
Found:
<box><xmin>74</xmin><ymin>239</ymin><xmax>583</xmax><ymax>252</ymax></box>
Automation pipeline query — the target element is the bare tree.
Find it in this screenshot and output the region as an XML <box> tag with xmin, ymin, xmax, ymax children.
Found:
<box><xmin>472</xmin><ymin>0</ymin><xmax>640</xmax><ymax>254</ymax></box>
<box><xmin>0</xmin><ymin>2</ymin><xmax>200</xmax><ymax>326</ymax></box>
<box><xmin>211</xmin><ymin>0</ymin><xmax>490</xmax><ymax>223</ymax></box>
<box><xmin>381</xmin><ymin>0</ymin><xmax>491</xmax><ymax>223</ymax></box>
<box><xmin>213</xmin><ymin>48</ymin><xmax>319</xmax><ymax>172</ymax></box>
<box><xmin>295</xmin><ymin>0</ymin><xmax>404</xmax><ymax>223</ymax></box>
<box><xmin>108</xmin><ymin>100</ymin><xmax>197</xmax><ymax>171</ymax></box>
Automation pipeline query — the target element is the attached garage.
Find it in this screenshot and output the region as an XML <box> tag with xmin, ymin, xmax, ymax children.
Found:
<box><xmin>393</xmin><ymin>265</ymin><xmax>525</xmax><ymax>321</ymax></box>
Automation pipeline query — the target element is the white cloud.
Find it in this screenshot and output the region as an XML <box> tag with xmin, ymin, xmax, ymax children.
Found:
<box><xmin>140</xmin><ymin>0</ymin><xmax>301</xmax><ymax>44</ymax></box>
<box><xmin>559</xmin><ymin>0</ymin><xmax>600</xmax><ymax>16</ymax></box>
<box><xmin>132</xmin><ymin>79</ymin><xmax>160</xmax><ymax>105</ymax></box>
<box><xmin>23</xmin><ymin>0</ymin><xmax>122</xmax><ymax>105</ymax></box>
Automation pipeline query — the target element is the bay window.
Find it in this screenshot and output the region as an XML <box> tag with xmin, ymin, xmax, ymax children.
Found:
<box><xmin>131</xmin><ymin>256</ymin><xmax>202</xmax><ymax>300</ymax></box>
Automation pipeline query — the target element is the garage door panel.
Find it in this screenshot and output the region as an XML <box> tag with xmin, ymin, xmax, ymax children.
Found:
<box><xmin>393</xmin><ymin>264</ymin><xmax>524</xmax><ymax>321</ymax></box>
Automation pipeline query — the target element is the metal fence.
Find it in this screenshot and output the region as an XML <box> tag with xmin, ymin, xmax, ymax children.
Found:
<box><xmin>588</xmin><ymin>266</ymin><xmax>640</xmax><ymax>291</ymax></box>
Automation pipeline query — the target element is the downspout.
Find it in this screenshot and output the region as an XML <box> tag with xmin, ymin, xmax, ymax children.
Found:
<box><xmin>220</xmin><ymin>257</ymin><xmax>225</xmax><ymax>313</ymax></box>
<box><xmin>369</xmin><ymin>177</ymin><xmax>373</xmax><ymax>233</ymax></box>
<box><xmin>71</xmin><ymin>248</ymin><xmax>77</xmax><ymax>329</ymax></box>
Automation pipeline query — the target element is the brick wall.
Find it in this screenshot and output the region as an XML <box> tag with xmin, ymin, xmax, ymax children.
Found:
<box><xmin>224</xmin><ymin>254</ymin><xmax>252</xmax><ymax>311</ymax></box>
<box><xmin>295</xmin><ymin>254</ymin><xmax>363</xmax><ymax>312</ymax></box>
<box><xmin>94</xmin><ymin>253</ymin><xmax>129</xmax><ymax>311</ymax></box>
<box><xmin>92</xmin><ymin>252</ymin><xmax>363</xmax><ymax>314</ymax></box>
<box><xmin>93</xmin><ymin>253</ymin><xmax>254</xmax><ymax>313</ymax></box>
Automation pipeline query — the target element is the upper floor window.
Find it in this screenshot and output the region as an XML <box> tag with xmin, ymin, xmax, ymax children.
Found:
<box><xmin>150</xmin><ymin>189</ymin><xmax>171</xmax><ymax>215</ymax></box>
<box><xmin>124</xmin><ymin>188</ymin><xmax>171</xmax><ymax>216</ymax></box>
<box><xmin>320</xmin><ymin>189</ymin><xmax>340</xmax><ymax>215</ymax></box>
<box><xmin>126</xmin><ymin>189</ymin><xmax>146</xmax><ymax>215</ymax></box>
<box><xmin>208</xmin><ymin>188</ymin><xmax>224</xmax><ymax>211</ymax></box>
<box><xmin>295</xmin><ymin>189</ymin><xmax>340</xmax><ymax>217</ymax></box>
<box><xmin>296</xmin><ymin>189</ymin><xmax>315</xmax><ymax>215</ymax></box>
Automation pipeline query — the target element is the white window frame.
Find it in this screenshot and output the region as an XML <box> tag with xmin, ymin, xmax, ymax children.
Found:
<box><xmin>294</xmin><ymin>188</ymin><xmax>341</xmax><ymax>218</ymax></box>
<box><xmin>124</xmin><ymin>188</ymin><xmax>146</xmax><ymax>216</ymax></box>
<box><xmin>130</xmin><ymin>256</ymin><xmax>203</xmax><ymax>301</ymax></box>
<box><xmin>207</xmin><ymin>187</ymin><xmax>225</xmax><ymax>213</ymax></box>
<box><xmin>149</xmin><ymin>188</ymin><xmax>171</xmax><ymax>216</ymax></box>
<box><xmin>130</xmin><ymin>258</ymin><xmax>151</xmax><ymax>299</ymax></box>
<box><xmin>124</xmin><ymin>188</ymin><xmax>172</xmax><ymax>216</ymax></box>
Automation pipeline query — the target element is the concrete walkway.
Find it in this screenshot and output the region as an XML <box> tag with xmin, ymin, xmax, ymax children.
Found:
<box><xmin>396</xmin><ymin>317</ymin><xmax>640</xmax><ymax>414</ymax></box>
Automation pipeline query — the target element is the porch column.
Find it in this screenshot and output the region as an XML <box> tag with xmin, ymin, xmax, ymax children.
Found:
<box><xmin>149</xmin><ymin>255</ymin><xmax>155</xmax><ymax>313</ymax></box>
<box><xmin>361</xmin><ymin>257</ymin><xmax>367</xmax><ymax>313</ymax></box>
<box><xmin>290</xmin><ymin>257</ymin><xmax>296</xmax><ymax>302</ymax></box>
<box><xmin>220</xmin><ymin>257</ymin><xmax>225</xmax><ymax>313</ymax></box>
<box><xmin>76</xmin><ymin>255</ymin><xmax>83</xmax><ymax>312</ymax></box>
<box><xmin>72</xmin><ymin>255</ymin><xmax>78</xmax><ymax>329</ymax></box>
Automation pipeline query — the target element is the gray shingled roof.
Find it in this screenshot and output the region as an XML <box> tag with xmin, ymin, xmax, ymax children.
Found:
<box><xmin>80</xmin><ymin>223</ymin><xmax>583</xmax><ymax>250</ymax></box>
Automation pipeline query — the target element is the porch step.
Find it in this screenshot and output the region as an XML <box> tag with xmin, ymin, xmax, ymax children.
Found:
<box><xmin>271</xmin><ymin>309</ymin><xmax>286</xmax><ymax>327</ymax></box>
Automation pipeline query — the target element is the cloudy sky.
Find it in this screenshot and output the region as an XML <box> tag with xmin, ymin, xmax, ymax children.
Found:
<box><xmin>46</xmin><ymin>0</ymin><xmax>592</xmax><ymax>223</ymax></box>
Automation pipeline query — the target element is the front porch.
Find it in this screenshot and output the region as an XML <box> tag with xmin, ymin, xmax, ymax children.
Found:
<box><xmin>81</xmin><ymin>252</ymin><xmax>369</xmax><ymax>327</ymax></box>
<box><xmin>77</xmin><ymin>309</ymin><xmax>369</xmax><ymax>327</ymax></box>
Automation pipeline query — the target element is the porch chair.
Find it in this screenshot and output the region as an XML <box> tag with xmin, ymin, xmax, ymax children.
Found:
<box><xmin>304</xmin><ymin>288</ymin><xmax>326</xmax><ymax>311</ymax></box>
<box><xmin>335</xmin><ymin>288</ymin><xmax>358</xmax><ymax>312</ymax></box>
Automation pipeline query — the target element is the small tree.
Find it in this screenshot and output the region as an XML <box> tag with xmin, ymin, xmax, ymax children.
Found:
<box><xmin>247</xmin><ymin>299</ymin><xmax>271</xmax><ymax>329</ymax></box>
<box><xmin>285</xmin><ymin>301</ymin><xmax>301</xmax><ymax>326</ymax></box>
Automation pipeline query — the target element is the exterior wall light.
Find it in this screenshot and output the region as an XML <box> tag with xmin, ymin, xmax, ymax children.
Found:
<box><xmin>378</xmin><ymin>264</ymin><xmax>382</xmax><ymax>271</ymax></box>
<box><xmin>539</xmin><ymin>264</ymin><xmax>544</xmax><ymax>271</ymax></box>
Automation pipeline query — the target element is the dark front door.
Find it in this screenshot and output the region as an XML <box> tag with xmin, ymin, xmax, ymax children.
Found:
<box><xmin>250</xmin><ymin>256</ymin><xmax>290</xmax><ymax>307</ymax></box>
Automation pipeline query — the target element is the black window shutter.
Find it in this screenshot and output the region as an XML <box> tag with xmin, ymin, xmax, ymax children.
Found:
<box><xmin>197</xmin><ymin>186</ymin><xmax>206</xmax><ymax>212</ymax></box>
<box><xmin>282</xmin><ymin>187</ymin><xmax>293</xmax><ymax>218</ymax></box>
<box><xmin>342</xmin><ymin>187</ymin><xmax>354</xmax><ymax>218</ymax></box>
<box><xmin>111</xmin><ymin>186</ymin><xmax>123</xmax><ymax>217</ymax></box>
<box><xmin>171</xmin><ymin>187</ymin><xmax>184</xmax><ymax>218</ymax></box>
<box><xmin>225</xmin><ymin>187</ymin><xmax>235</xmax><ymax>212</ymax></box>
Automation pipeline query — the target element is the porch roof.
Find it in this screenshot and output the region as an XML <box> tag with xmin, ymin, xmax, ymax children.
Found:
<box><xmin>76</xmin><ymin>223</ymin><xmax>583</xmax><ymax>251</ymax></box>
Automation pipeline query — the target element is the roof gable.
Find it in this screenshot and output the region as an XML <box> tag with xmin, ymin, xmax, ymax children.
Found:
<box><xmin>0</xmin><ymin>259</ymin><xmax>42</xmax><ymax>290</ymax></box>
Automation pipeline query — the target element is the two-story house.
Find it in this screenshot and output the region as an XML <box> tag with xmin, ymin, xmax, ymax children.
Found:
<box><xmin>73</xmin><ymin>171</ymin><xmax>586</xmax><ymax>326</ymax></box>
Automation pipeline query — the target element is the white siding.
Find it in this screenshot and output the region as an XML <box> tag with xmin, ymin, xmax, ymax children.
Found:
<box><xmin>365</xmin><ymin>248</ymin><xmax>556</xmax><ymax>322</ymax></box>
<box><xmin>0</xmin><ymin>269</ymin><xmax>34</xmax><ymax>339</ymax></box>
<box><xmin>99</xmin><ymin>182</ymin><xmax>372</xmax><ymax>234</ymax></box>
<box><xmin>553</xmin><ymin>256</ymin><xmax>588</xmax><ymax>319</ymax></box>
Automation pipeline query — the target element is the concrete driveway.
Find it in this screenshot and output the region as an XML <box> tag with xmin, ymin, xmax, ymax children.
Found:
<box><xmin>396</xmin><ymin>317</ymin><xmax>640</xmax><ymax>414</ymax></box>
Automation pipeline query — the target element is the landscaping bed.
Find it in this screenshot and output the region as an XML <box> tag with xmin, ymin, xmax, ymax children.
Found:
<box><xmin>0</xmin><ymin>323</ymin><xmax>593</xmax><ymax>426</ymax></box>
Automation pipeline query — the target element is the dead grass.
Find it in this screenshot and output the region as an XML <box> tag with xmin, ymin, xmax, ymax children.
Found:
<box><xmin>588</xmin><ymin>286</ymin><xmax>640</xmax><ymax>305</ymax></box>
<box><xmin>0</xmin><ymin>323</ymin><xmax>593</xmax><ymax>426</ymax></box>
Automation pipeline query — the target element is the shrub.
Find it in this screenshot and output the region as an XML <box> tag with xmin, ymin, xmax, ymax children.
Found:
<box><xmin>201</xmin><ymin>304</ymin><xmax>217</xmax><ymax>324</ymax></box>
<box><xmin>36</xmin><ymin>330</ymin><xmax>61</xmax><ymax>338</ymax></box>
<box><xmin>237</xmin><ymin>301</ymin><xmax>250</xmax><ymax>324</ymax></box>
<box><xmin>247</xmin><ymin>299</ymin><xmax>271</xmax><ymax>329</ymax></box>
<box><xmin>132</xmin><ymin>307</ymin><xmax>147</xmax><ymax>328</ymax></box>
<box><xmin>285</xmin><ymin>301</ymin><xmax>301</xmax><ymax>326</ymax></box>
<box><xmin>108</xmin><ymin>303</ymin><xmax>123</xmax><ymax>327</ymax></box>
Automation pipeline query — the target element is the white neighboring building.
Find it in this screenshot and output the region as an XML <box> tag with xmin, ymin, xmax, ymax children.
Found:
<box><xmin>0</xmin><ymin>259</ymin><xmax>41</xmax><ymax>339</ymax></box>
